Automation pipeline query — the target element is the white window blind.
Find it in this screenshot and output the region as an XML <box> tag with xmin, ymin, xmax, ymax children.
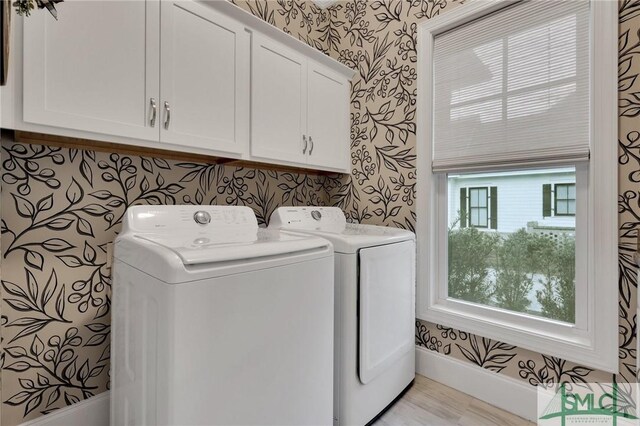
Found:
<box><xmin>432</xmin><ymin>0</ymin><xmax>590</xmax><ymax>172</ymax></box>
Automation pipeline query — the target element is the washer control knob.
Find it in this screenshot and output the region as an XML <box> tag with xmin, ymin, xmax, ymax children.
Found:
<box><xmin>311</xmin><ymin>210</ymin><xmax>322</xmax><ymax>221</ymax></box>
<box><xmin>193</xmin><ymin>211</ymin><xmax>211</xmax><ymax>225</ymax></box>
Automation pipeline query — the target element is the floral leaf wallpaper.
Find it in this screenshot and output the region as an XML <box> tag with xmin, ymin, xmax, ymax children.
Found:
<box><xmin>0</xmin><ymin>141</ymin><xmax>331</xmax><ymax>424</ymax></box>
<box><xmin>324</xmin><ymin>0</ymin><xmax>639</xmax><ymax>391</ymax></box>
<box><xmin>1</xmin><ymin>0</ymin><xmax>639</xmax><ymax>425</ymax></box>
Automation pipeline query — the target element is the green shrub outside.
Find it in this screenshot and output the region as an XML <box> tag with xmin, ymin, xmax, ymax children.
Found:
<box><xmin>447</xmin><ymin>224</ymin><xmax>576</xmax><ymax>323</ymax></box>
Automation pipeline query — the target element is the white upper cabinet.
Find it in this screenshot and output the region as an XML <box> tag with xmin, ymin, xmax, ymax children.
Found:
<box><xmin>11</xmin><ymin>0</ymin><xmax>354</xmax><ymax>172</ymax></box>
<box><xmin>160</xmin><ymin>1</ymin><xmax>249</xmax><ymax>154</ymax></box>
<box><xmin>251</xmin><ymin>34</ymin><xmax>308</xmax><ymax>164</ymax></box>
<box><xmin>307</xmin><ymin>63</ymin><xmax>350</xmax><ymax>171</ymax></box>
<box><xmin>251</xmin><ymin>36</ymin><xmax>352</xmax><ymax>172</ymax></box>
<box><xmin>22</xmin><ymin>0</ymin><xmax>160</xmax><ymax>141</ymax></box>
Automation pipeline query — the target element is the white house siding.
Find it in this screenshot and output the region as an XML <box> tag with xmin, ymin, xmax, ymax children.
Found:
<box><xmin>448</xmin><ymin>168</ymin><xmax>576</xmax><ymax>234</ymax></box>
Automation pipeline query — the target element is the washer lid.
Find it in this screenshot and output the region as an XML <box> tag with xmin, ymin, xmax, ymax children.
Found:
<box><xmin>269</xmin><ymin>207</ymin><xmax>415</xmax><ymax>253</ymax></box>
<box><xmin>136</xmin><ymin>228</ymin><xmax>327</xmax><ymax>265</ymax></box>
<box><xmin>117</xmin><ymin>205</ymin><xmax>331</xmax><ymax>267</ymax></box>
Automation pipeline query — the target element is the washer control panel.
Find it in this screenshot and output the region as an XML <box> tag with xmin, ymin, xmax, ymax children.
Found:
<box><xmin>122</xmin><ymin>205</ymin><xmax>258</xmax><ymax>234</ymax></box>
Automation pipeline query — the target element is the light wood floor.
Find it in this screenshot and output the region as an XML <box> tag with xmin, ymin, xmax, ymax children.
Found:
<box><xmin>372</xmin><ymin>375</ymin><xmax>535</xmax><ymax>426</ymax></box>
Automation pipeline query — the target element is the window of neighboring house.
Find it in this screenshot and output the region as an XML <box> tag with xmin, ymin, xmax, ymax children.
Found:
<box><xmin>543</xmin><ymin>183</ymin><xmax>577</xmax><ymax>217</ymax></box>
<box><xmin>460</xmin><ymin>186</ymin><xmax>497</xmax><ymax>229</ymax></box>
<box><xmin>417</xmin><ymin>0</ymin><xmax>618</xmax><ymax>372</ymax></box>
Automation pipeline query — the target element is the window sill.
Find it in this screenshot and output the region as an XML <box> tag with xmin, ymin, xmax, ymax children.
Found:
<box><xmin>421</xmin><ymin>298</ymin><xmax>618</xmax><ymax>373</ymax></box>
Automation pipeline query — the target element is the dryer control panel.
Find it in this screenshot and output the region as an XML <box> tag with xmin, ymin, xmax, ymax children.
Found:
<box><xmin>269</xmin><ymin>207</ymin><xmax>347</xmax><ymax>230</ymax></box>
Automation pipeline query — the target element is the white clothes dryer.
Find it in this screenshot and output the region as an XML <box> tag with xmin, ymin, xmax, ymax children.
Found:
<box><xmin>269</xmin><ymin>207</ymin><xmax>416</xmax><ymax>426</ymax></box>
<box><xmin>111</xmin><ymin>205</ymin><xmax>335</xmax><ymax>425</ymax></box>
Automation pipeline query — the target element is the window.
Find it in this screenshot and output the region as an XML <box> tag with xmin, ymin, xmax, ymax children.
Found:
<box><xmin>417</xmin><ymin>0</ymin><xmax>618</xmax><ymax>372</ymax></box>
<box><xmin>554</xmin><ymin>184</ymin><xmax>576</xmax><ymax>216</ymax></box>
<box><xmin>458</xmin><ymin>186</ymin><xmax>497</xmax><ymax>229</ymax></box>
<box><xmin>543</xmin><ymin>183</ymin><xmax>577</xmax><ymax>217</ymax></box>
<box><xmin>468</xmin><ymin>187</ymin><xmax>488</xmax><ymax>227</ymax></box>
<box><xmin>542</xmin><ymin>183</ymin><xmax>576</xmax><ymax>218</ymax></box>
<box><xmin>449</xmin><ymin>169</ymin><xmax>575</xmax><ymax>322</ymax></box>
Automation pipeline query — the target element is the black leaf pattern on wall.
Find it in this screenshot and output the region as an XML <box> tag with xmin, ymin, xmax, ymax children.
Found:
<box><xmin>236</xmin><ymin>0</ymin><xmax>276</xmax><ymax>25</ymax></box>
<box><xmin>415</xmin><ymin>320</ymin><xmax>450</xmax><ymax>355</ymax></box>
<box><xmin>2</xmin><ymin>144</ymin><xmax>63</xmax><ymax>196</ymax></box>
<box><xmin>3</xmin><ymin>329</ymin><xmax>105</xmax><ymax>417</ymax></box>
<box><xmin>1</xmin><ymin>139</ymin><xmax>329</xmax><ymax>424</ymax></box>
<box><xmin>620</xmin><ymin>0</ymin><xmax>640</xmax><ymax>24</ymax></box>
<box><xmin>2</xmin><ymin>270</ymin><xmax>70</xmax><ymax>343</ymax></box>
<box><xmin>518</xmin><ymin>357</ymin><xmax>594</xmax><ymax>387</ymax></box>
<box><xmin>455</xmin><ymin>337</ymin><xmax>516</xmax><ymax>374</ymax></box>
<box><xmin>619</xmin><ymin>28</ymin><xmax>640</xmax><ymax>116</ymax></box>
<box><xmin>436</xmin><ymin>324</ymin><xmax>468</xmax><ymax>342</ymax></box>
<box><xmin>343</xmin><ymin>0</ymin><xmax>375</xmax><ymax>48</ymax></box>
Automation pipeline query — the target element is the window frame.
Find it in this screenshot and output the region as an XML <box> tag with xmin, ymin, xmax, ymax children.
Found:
<box><xmin>554</xmin><ymin>183</ymin><xmax>576</xmax><ymax>217</ymax></box>
<box><xmin>416</xmin><ymin>0</ymin><xmax>618</xmax><ymax>372</ymax></box>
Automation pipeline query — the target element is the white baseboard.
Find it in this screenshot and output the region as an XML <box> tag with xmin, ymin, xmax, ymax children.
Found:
<box><xmin>19</xmin><ymin>392</ymin><xmax>109</xmax><ymax>426</ymax></box>
<box><xmin>415</xmin><ymin>346</ymin><xmax>538</xmax><ymax>422</ymax></box>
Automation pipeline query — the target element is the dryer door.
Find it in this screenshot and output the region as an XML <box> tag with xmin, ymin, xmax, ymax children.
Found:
<box><xmin>358</xmin><ymin>240</ymin><xmax>415</xmax><ymax>384</ymax></box>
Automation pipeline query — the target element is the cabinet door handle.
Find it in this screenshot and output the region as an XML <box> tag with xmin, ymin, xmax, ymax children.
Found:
<box><xmin>164</xmin><ymin>101</ymin><xmax>171</xmax><ymax>130</ymax></box>
<box><xmin>309</xmin><ymin>136</ymin><xmax>314</xmax><ymax>155</ymax></box>
<box><xmin>149</xmin><ymin>98</ymin><xmax>157</xmax><ymax>127</ymax></box>
<box><xmin>302</xmin><ymin>135</ymin><xmax>308</xmax><ymax>154</ymax></box>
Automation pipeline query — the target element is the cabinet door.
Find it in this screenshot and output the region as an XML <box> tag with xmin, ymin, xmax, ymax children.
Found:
<box><xmin>251</xmin><ymin>34</ymin><xmax>308</xmax><ymax>164</ymax></box>
<box><xmin>160</xmin><ymin>1</ymin><xmax>249</xmax><ymax>155</ymax></box>
<box><xmin>23</xmin><ymin>0</ymin><xmax>159</xmax><ymax>141</ymax></box>
<box><xmin>306</xmin><ymin>63</ymin><xmax>350</xmax><ymax>171</ymax></box>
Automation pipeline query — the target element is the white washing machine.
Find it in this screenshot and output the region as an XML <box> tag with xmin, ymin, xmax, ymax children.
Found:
<box><xmin>269</xmin><ymin>207</ymin><xmax>416</xmax><ymax>426</ymax></box>
<box><xmin>111</xmin><ymin>205</ymin><xmax>335</xmax><ymax>426</ymax></box>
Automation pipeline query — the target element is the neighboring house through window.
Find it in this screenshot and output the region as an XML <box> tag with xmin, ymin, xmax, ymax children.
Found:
<box><xmin>459</xmin><ymin>186</ymin><xmax>497</xmax><ymax>229</ymax></box>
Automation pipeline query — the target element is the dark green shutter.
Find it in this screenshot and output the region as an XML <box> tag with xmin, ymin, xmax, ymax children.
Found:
<box><xmin>489</xmin><ymin>186</ymin><xmax>497</xmax><ymax>230</ymax></box>
<box><xmin>542</xmin><ymin>184</ymin><xmax>552</xmax><ymax>217</ymax></box>
<box><xmin>460</xmin><ymin>188</ymin><xmax>467</xmax><ymax>228</ymax></box>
